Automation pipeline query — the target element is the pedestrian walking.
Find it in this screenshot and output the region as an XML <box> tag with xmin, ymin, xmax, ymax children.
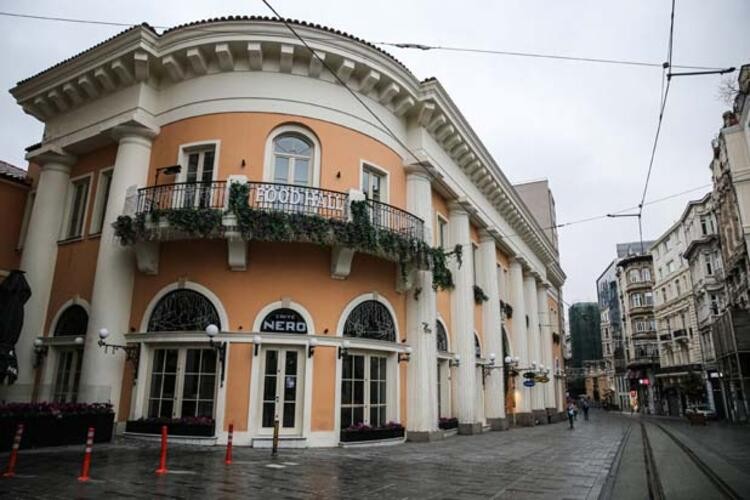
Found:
<box><xmin>583</xmin><ymin>398</ymin><xmax>590</xmax><ymax>421</ymax></box>
<box><xmin>567</xmin><ymin>402</ymin><xmax>576</xmax><ymax>429</ymax></box>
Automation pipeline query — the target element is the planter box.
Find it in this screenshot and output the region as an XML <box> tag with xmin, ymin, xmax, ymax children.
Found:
<box><xmin>438</xmin><ymin>419</ymin><xmax>458</xmax><ymax>430</ymax></box>
<box><xmin>340</xmin><ymin>427</ymin><xmax>404</xmax><ymax>442</ymax></box>
<box><xmin>0</xmin><ymin>413</ymin><xmax>114</xmax><ymax>451</ymax></box>
<box><xmin>125</xmin><ymin>420</ymin><xmax>215</xmax><ymax>437</ymax></box>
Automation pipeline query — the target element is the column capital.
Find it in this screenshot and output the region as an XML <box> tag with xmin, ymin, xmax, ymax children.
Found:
<box><xmin>404</xmin><ymin>162</ymin><xmax>435</xmax><ymax>181</ymax></box>
<box><xmin>26</xmin><ymin>145</ymin><xmax>77</xmax><ymax>168</ymax></box>
<box><xmin>111</xmin><ymin>123</ymin><xmax>160</xmax><ymax>142</ymax></box>
<box><xmin>447</xmin><ymin>197</ymin><xmax>475</xmax><ymax>216</ymax></box>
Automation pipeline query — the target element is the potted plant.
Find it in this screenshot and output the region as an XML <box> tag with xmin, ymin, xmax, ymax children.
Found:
<box><xmin>125</xmin><ymin>416</ymin><xmax>215</xmax><ymax>437</ymax></box>
<box><xmin>0</xmin><ymin>402</ymin><xmax>114</xmax><ymax>451</ymax></box>
<box><xmin>438</xmin><ymin>417</ymin><xmax>458</xmax><ymax>430</ymax></box>
<box><xmin>340</xmin><ymin>421</ymin><xmax>405</xmax><ymax>442</ymax></box>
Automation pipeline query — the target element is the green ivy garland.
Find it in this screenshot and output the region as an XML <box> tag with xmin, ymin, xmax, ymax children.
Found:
<box><xmin>473</xmin><ymin>284</ymin><xmax>489</xmax><ymax>304</ymax></box>
<box><xmin>113</xmin><ymin>182</ymin><xmax>462</xmax><ymax>291</ymax></box>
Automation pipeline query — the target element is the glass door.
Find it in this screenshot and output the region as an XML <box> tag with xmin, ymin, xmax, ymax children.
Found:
<box><xmin>182</xmin><ymin>147</ymin><xmax>216</xmax><ymax>208</ymax></box>
<box><xmin>53</xmin><ymin>348</ymin><xmax>83</xmax><ymax>403</ymax></box>
<box><xmin>340</xmin><ymin>353</ymin><xmax>388</xmax><ymax>429</ymax></box>
<box><xmin>260</xmin><ymin>348</ymin><xmax>304</xmax><ymax>435</ymax></box>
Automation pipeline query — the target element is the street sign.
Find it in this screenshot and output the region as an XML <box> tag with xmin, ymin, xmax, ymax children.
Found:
<box><xmin>523</xmin><ymin>379</ymin><xmax>536</xmax><ymax>388</ymax></box>
<box><xmin>523</xmin><ymin>372</ymin><xmax>536</xmax><ymax>379</ymax></box>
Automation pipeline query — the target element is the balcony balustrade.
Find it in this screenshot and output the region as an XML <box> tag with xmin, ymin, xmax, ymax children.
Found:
<box><xmin>118</xmin><ymin>180</ymin><xmax>427</xmax><ymax>280</ymax></box>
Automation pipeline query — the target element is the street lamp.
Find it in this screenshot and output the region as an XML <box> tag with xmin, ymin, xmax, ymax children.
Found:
<box><xmin>252</xmin><ymin>334</ymin><xmax>262</xmax><ymax>356</ymax></box>
<box><xmin>307</xmin><ymin>338</ymin><xmax>318</xmax><ymax>358</ymax></box>
<box><xmin>338</xmin><ymin>340</ymin><xmax>351</xmax><ymax>359</ymax></box>
<box><xmin>97</xmin><ymin>328</ymin><xmax>140</xmax><ymax>369</ymax></box>
<box><xmin>398</xmin><ymin>346</ymin><xmax>413</xmax><ymax>363</ymax></box>
<box><xmin>450</xmin><ymin>353</ymin><xmax>461</xmax><ymax>367</ymax></box>
<box><xmin>32</xmin><ymin>338</ymin><xmax>48</xmax><ymax>368</ymax></box>
<box><xmin>205</xmin><ymin>324</ymin><xmax>226</xmax><ymax>387</ymax></box>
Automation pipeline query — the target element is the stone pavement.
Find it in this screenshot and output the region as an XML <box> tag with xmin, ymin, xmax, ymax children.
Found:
<box><xmin>0</xmin><ymin>411</ymin><xmax>630</xmax><ymax>499</ymax></box>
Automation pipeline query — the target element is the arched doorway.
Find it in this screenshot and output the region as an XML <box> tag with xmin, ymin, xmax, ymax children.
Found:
<box><xmin>52</xmin><ymin>305</ymin><xmax>88</xmax><ymax>402</ymax></box>
<box><xmin>340</xmin><ymin>299</ymin><xmax>397</xmax><ymax>430</ymax></box>
<box><xmin>145</xmin><ymin>289</ymin><xmax>221</xmax><ymax>420</ymax></box>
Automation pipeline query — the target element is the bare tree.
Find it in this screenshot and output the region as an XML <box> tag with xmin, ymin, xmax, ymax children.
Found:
<box><xmin>717</xmin><ymin>76</ymin><xmax>739</xmax><ymax>106</ymax></box>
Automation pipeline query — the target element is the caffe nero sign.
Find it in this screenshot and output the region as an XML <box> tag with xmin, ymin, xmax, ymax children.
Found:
<box><xmin>261</xmin><ymin>308</ymin><xmax>308</xmax><ymax>334</ymax></box>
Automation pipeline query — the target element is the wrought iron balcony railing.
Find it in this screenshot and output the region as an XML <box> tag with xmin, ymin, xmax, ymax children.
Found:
<box><xmin>133</xmin><ymin>180</ymin><xmax>423</xmax><ymax>240</ymax></box>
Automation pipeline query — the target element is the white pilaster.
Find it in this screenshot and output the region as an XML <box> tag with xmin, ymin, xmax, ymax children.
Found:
<box><xmin>79</xmin><ymin>124</ymin><xmax>158</xmax><ymax>409</ymax></box>
<box><xmin>478</xmin><ymin>232</ymin><xmax>505</xmax><ymax>426</ymax></box>
<box><xmin>509</xmin><ymin>258</ymin><xmax>530</xmax><ymax>416</ymax></box>
<box><xmin>449</xmin><ymin>201</ymin><xmax>478</xmax><ymax>432</ymax></box>
<box><xmin>7</xmin><ymin>149</ymin><xmax>75</xmax><ymax>395</ymax></box>
<box><xmin>524</xmin><ymin>275</ymin><xmax>544</xmax><ymax>414</ymax></box>
<box><xmin>537</xmin><ymin>284</ymin><xmax>554</xmax><ymax>410</ymax></box>
<box><xmin>404</xmin><ymin>165</ymin><xmax>438</xmax><ymax>438</ymax></box>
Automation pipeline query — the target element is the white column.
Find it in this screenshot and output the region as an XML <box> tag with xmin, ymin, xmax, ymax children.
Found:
<box><xmin>525</xmin><ymin>275</ymin><xmax>544</xmax><ymax>418</ymax></box>
<box><xmin>448</xmin><ymin>201</ymin><xmax>478</xmax><ymax>433</ymax></box>
<box><xmin>4</xmin><ymin>149</ymin><xmax>75</xmax><ymax>397</ymax></box>
<box><xmin>509</xmin><ymin>258</ymin><xmax>530</xmax><ymax>419</ymax></box>
<box><xmin>537</xmin><ymin>284</ymin><xmax>554</xmax><ymax>411</ymax></box>
<box><xmin>404</xmin><ymin>166</ymin><xmax>439</xmax><ymax>439</ymax></box>
<box><xmin>79</xmin><ymin>125</ymin><xmax>158</xmax><ymax>410</ymax></box>
<box><xmin>478</xmin><ymin>231</ymin><xmax>505</xmax><ymax>429</ymax></box>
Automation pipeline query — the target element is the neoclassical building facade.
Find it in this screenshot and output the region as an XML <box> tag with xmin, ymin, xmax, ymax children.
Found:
<box><xmin>3</xmin><ymin>17</ymin><xmax>565</xmax><ymax>446</ymax></box>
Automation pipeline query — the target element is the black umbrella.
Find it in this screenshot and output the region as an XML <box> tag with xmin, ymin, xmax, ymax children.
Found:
<box><xmin>0</xmin><ymin>270</ymin><xmax>32</xmax><ymax>385</ymax></box>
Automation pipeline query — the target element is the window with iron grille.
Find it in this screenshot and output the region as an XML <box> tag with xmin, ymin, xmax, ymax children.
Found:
<box><xmin>343</xmin><ymin>300</ymin><xmax>396</xmax><ymax>342</ymax></box>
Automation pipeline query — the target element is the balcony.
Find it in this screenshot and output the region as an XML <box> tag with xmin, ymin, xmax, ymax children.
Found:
<box><xmin>114</xmin><ymin>179</ymin><xmax>429</xmax><ymax>283</ymax></box>
<box><xmin>625</xmin><ymin>279</ymin><xmax>654</xmax><ymax>293</ymax></box>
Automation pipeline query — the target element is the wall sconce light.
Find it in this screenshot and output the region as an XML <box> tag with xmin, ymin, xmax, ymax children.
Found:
<box><xmin>241</xmin><ymin>159</ymin><xmax>246</xmax><ymax>167</ymax></box>
<box><xmin>33</xmin><ymin>338</ymin><xmax>48</xmax><ymax>368</ymax></box>
<box><xmin>97</xmin><ymin>328</ymin><xmax>140</xmax><ymax>370</ymax></box>
<box><xmin>336</xmin><ymin>171</ymin><xmax>341</xmax><ymax>178</ymax></box>
<box><xmin>338</xmin><ymin>340</ymin><xmax>351</xmax><ymax>359</ymax></box>
<box><xmin>398</xmin><ymin>346</ymin><xmax>412</xmax><ymax>363</ymax></box>
<box><xmin>205</xmin><ymin>324</ymin><xmax>227</xmax><ymax>387</ymax></box>
<box><xmin>308</xmin><ymin>338</ymin><xmax>318</xmax><ymax>358</ymax></box>
<box><xmin>154</xmin><ymin>164</ymin><xmax>182</xmax><ymax>185</ymax></box>
<box><xmin>252</xmin><ymin>334</ymin><xmax>262</xmax><ymax>356</ymax></box>
<box><xmin>450</xmin><ymin>353</ymin><xmax>461</xmax><ymax>368</ymax></box>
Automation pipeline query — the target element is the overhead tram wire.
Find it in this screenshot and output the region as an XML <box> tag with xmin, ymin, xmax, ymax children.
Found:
<box><xmin>0</xmin><ymin>10</ymin><xmax>735</xmax><ymax>73</ymax></box>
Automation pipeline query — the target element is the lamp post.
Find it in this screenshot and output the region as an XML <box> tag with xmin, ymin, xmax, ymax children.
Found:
<box><xmin>32</xmin><ymin>338</ymin><xmax>48</xmax><ymax>368</ymax></box>
<box><xmin>398</xmin><ymin>346</ymin><xmax>412</xmax><ymax>363</ymax></box>
<box><xmin>205</xmin><ymin>324</ymin><xmax>226</xmax><ymax>387</ymax></box>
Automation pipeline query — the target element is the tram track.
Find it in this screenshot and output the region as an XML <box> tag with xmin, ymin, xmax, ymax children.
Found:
<box><xmin>639</xmin><ymin>420</ymin><xmax>742</xmax><ymax>500</ymax></box>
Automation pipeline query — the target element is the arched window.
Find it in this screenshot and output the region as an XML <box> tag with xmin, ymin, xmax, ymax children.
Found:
<box><xmin>343</xmin><ymin>300</ymin><xmax>396</xmax><ymax>342</ymax></box>
<box><xmin>54</xmin><ymin>305</ymin><xmax>89</xmax><ymax>336</ymax></box>
<box><xmin>272</xmin><ymin>133</ymin><xmax>313</xmax><ymax>186</ymax></box>
<box><xmin>436</xmin><ymin>321</ymin><xmax>448</xmax><ymax>352</ymax></box>
<box><xmin>474</xmin><ymin>333</ymin><xmax>482</xmax><ymax>359</ymax></box>
<box><xmin>147</xmin><ymin>290</ymin><xmax>220</xmax><ymax>332</ymax></box>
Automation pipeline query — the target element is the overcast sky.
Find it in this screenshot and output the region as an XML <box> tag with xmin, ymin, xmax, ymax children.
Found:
<box><xmin>1</xmin><ymin>1</ymin><xmax>748</xmax><ymax>308</ymax></box>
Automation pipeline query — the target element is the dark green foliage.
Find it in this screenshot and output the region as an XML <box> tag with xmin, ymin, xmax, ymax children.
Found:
<box><xmin>473</xmin><ymin>284</ymin><xmax>489</xmax><ymax>304</ymax></box>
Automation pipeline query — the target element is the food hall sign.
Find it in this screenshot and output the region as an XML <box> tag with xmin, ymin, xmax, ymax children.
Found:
<box><xmin>255</xmin><ymin>185</ymin><xmax>346</xmax><ymax>215</ymax></box>
<box><xmin>261</xmin><ymin>308</ymin><xmax>308</xmax><ymax>334</ymax></box>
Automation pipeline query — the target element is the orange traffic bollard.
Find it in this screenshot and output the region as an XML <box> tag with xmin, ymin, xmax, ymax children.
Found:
<box><xmin>77</xmin><ymin>426</ymin><xmax>95</xmax><ymax>482</ymax></box>
<box><xmin>225</xmin><ymin>424</ymin><xmax>233</xmax><ymax>465</ymax></box>
<box><xmin>3</xmin><ymin>424</ymin><xmax>24</xmax><ymax>478</ymax></box>
<box><xmin>155</xmin><ymin>425</ymin><xmax>168</xmax><ymax>475</ymax></box>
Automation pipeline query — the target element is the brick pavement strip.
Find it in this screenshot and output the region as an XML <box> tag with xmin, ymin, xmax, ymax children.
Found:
<box><xmin>0</xmin><ymin>411</ymin><xmax>630</xmax><ymax>500</ymax></box>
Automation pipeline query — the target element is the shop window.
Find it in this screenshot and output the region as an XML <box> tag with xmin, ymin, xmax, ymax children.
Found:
<box><xmin>147</xmin><ymin>289</ymin><xmax>221</xmax><ymax>332</ymax></box>
<box><xmin>343</xmin><ymin>300</ymin><xmax>396</xmax><ymax>342</ymax></box>
<box><xmin>340</xmin><ymin>354</ymin><xmax>387</xmax><ymax>428</ymax></box>
<box><xmin>147</xmin><ymin>348</ymin><xmax>217</xmax><ymax>419</ymax></box>
<box><xmin>52</xmin><ymin>305</ymin><xmax>88</xmax><ymax>403</ymax></box>
<box><xmin>63</xmin><ymin>176</ymin><xmax>91</xmax><ymax>240</ymax></box>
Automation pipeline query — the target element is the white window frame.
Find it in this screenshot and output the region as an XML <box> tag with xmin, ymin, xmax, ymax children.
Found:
<box><xmin>642</xmin><ymin>268</ymin><xmax>652</xmax><ymax>282</ymax></box>
<box><xmin>263</xmin><ymin>125</ymin><xmax>321</xmax><ymax>187</ymax></box>
<box><xmin>359</xmin><ymin>161</ymin><xmax>390</xmax><ymax>203</ymax></box>
<box><xmin>59</xmin><ymin>172</ymin><xmax>93</xmax><ymax>241</ymax></box>
<box><xmin>631</xmin><ymin>293</ymin><xmax>643</xmax><ymax>307</ymax></box>
<box><xmin>145</xmin><ymin>346</ymin><xmax>219</xmax><ymax>420</ymax></box>
<box><xmin>89</xmin><ymin>166</ymin><xmax>114</xmax><ymax>235</ymax></box>
<box><xmin>435</xmin><ymin>212</ymin><xmax>449</xmax><ymax>249</ymax></box>
<box><xmin>177</xmin><ymin>140</ymin><xmax>220</xmax><ymax>184</ymax></box>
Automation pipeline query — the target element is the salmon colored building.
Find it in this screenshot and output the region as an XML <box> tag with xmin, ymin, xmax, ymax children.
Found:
<box><xmin>2</xmin><ymin>17</ymin><xmax>565</xmax><ymax>446</ymax></box>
